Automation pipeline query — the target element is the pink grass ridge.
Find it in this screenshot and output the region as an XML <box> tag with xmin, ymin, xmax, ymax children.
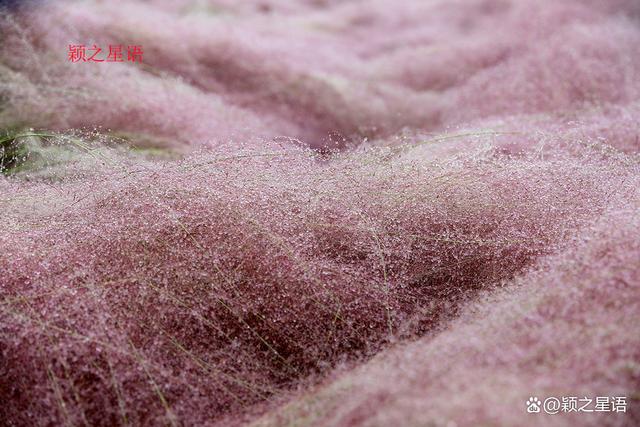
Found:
<box><xmin>1</xmin><ymin>1</ymin><xmax>640</xmax><ymax>426</ymax></box>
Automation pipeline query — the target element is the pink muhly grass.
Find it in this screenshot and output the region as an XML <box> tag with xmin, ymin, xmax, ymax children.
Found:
<box><xmin>1</xmin><ymin>0</ymin><xmax>640</xmax><ymax>426</ymax></box>
<box><xmin>252</xmin><ymin>182</ymin><xmax>640</xmax><ymax>427</ymax></box>
<box><xmin>1</xmin><ymin>140</ymin><xmax>636</xmax><ymax>425</ymax></box>
<box><xmin>4</xmin><ymin>0</ymin><xmax>638</xmax><ymax>148</ymax></box>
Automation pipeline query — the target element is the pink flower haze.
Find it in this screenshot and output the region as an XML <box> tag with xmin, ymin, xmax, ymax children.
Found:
<box><xmin>0</xmin><ymin>1</ymin><xmax>639</xmax><ymax>426</ymax></box>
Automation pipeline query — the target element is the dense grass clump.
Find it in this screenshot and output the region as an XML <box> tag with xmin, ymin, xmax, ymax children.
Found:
<box><xmin>252</xmin><ymin>182</ymin><xmax>640</xmax><ymax>427</ymax></box>
<box><xmin>1</xmin><ymin>140</ymin><xmax>637</xmax><ymax>425</ymax></box>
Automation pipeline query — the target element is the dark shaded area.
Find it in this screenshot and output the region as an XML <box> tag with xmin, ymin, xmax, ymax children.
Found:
<box><xmin>0</xmin><ymin>0</ymin><xmax>39</xmax><ymax>10</ymax></box>
<box><xmin>0</xmin><ymin>134</ymin><xmax>26</xmax><ymax>175</ymax></box>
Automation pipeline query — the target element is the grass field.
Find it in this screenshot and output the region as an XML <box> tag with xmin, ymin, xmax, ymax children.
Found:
<box><xmin>1</xmin><ymin>1</ymin><xmax>639</xmax><ymax>426</ymax></box>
